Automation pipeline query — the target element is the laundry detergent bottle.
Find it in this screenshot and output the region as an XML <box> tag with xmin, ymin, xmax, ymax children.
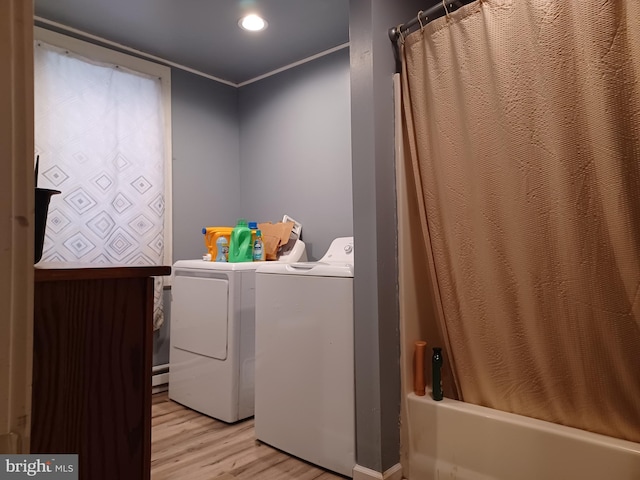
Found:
<box><xmin>228</xmin><ymin>218</ymin><xmax>253</xmax><ymax>263</ymax></box>
<box><xmin>253</xmin><ymin>229</ymin><xmax>265</xmax><ymax>261</ymax></box>
<box><xmin>215</xmin><ymin>236</ymin><xmax>229</xmax><ymax>262</ymax></box>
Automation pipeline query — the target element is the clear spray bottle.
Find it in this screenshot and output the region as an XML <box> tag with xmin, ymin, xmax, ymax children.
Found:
<box><xmin>253</xmin><ymin>229</ymin><xmax>265</xmax><ymax>261</ymax></box>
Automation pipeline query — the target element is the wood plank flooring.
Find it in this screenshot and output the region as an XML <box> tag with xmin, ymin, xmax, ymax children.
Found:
<box><xmin>151</xmin><ymin>392</ymin><xmax>346</xmax><ymax>480</ymax></box>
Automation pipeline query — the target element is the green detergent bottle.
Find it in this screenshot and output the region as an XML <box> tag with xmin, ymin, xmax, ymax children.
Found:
<box><xmin>228</xmin><ymin>218</ymin><xmax>253</xmax><ymax>262</ymax></box>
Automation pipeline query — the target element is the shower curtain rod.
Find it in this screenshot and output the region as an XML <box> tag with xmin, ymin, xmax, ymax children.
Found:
<box><xmin>388</xmin><ymin>0</ymin><xmax>474</xmax><ymax>72</ymax></box>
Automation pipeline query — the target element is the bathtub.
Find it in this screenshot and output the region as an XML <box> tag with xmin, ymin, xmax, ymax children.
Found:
<box><xmin>404</xmin><ymin>392</ymin><xmax>640</xmax><ymax>480</ymax></box>
<box><xmin>394</xmin><ymin>73</ymin><xmax>640</xmax><ymax>480</ymax></box>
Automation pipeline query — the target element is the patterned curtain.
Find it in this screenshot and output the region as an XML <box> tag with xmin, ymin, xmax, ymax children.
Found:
<box><xmin>34</xmin><ymin>40</ymin><xmax>167</xmax><ymax>329</ymax></box>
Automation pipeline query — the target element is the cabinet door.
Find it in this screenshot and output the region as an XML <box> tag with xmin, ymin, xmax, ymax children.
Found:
<box><xmin>32</xmin><ymin>276</ymin><xmax>152</xmax><ymax>480</ymax></box>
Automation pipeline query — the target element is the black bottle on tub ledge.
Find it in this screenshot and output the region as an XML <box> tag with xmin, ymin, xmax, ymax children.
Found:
<box><xmin>432</xmin><ymin>347</ymin><xmax>443</xmax><ymax>401</ymax></box>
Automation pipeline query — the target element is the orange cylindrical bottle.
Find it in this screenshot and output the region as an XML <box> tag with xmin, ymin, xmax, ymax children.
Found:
<box><xmin>414</xmin><ymin>340</ymin><xmax>427</xmax><ymax>396</ymax></box>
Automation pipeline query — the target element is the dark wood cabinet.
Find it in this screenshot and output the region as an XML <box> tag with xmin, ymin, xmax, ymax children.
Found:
<box><xmin>32</xmin><ymin>264</ymin><xmax>170</xmax><ymax>480</ymax></box>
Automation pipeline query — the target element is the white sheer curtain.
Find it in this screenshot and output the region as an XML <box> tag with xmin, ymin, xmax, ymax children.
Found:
<box><xmin>34</xmin><ymin>40</ymin><xmax>167</xmax><ymax>329</ymax></box>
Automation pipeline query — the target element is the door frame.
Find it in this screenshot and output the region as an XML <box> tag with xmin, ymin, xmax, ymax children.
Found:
<box><xmin>0</xmin><ymin>0</ymin><xmax>35</xmax><ymax>454</ymax></box>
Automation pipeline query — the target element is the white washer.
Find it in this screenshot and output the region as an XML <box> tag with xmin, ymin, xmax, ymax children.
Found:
<box><xmin>254</xmin><ymin>237</ymin><xmax>355</xmax><ymax>477</ymax></box>
<box><xmin>169</xmin><ymin>240</ymin><xmax>306</xmax><ymax>423</ymax></box>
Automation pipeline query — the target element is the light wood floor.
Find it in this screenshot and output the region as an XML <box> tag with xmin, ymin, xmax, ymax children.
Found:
<box><xmin>151</xmin><ymin>392</ymin><xmax>346</xmax><ymax>480</ymax></box>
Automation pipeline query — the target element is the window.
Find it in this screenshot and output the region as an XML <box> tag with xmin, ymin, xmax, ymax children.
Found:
<box><xmin>34</xmin><ymin>27</ymin><xmax>172</xmax><ymax>328</ymax></box>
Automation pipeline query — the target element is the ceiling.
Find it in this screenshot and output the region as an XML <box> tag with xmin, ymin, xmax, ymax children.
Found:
<box><xmin>34</xmin><ymin>0</ymin><xmax>350</xmax><ymax>85</ymax></box>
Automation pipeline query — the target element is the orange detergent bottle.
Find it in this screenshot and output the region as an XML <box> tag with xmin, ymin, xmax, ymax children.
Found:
<box><xmin>202</xmin><ymin>227</ymin><xmax>233</xmax><ymax>261</ymax></box>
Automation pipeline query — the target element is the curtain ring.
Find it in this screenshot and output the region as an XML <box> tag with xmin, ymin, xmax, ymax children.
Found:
<box><xmin>442</xmin><ymin>0</ymin><xmax>451</xmax><ymax>19</ymax></box>
<box><xmin>395</xmin><ymin>24</ymin><xmax>405</xmax><ymax>45</ymax></box>
<box><xmin>417</xmin><ymin>10</ymin><xmax>426</xmax><ymax>33</ymax></box>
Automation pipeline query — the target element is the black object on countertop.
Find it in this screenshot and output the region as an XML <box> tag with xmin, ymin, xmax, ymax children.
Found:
<box><xmin>34</xmin><ymin>156</ymin><xmax>61</xmax><ymax>263</ymax></box>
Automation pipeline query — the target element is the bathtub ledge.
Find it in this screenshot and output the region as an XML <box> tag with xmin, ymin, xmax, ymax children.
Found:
<box><xmin>405</xmin><ymin>392</ymin><xmax>640</xmax><ymax>480</ymax></box>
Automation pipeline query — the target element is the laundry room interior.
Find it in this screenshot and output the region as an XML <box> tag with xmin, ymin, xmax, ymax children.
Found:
<box><xmin>33</xmin><ymin>3</ymin><xmax>354</xmax><ymax>393</ymax></box>
<box><xmin>28</xmin><ymin>0</ymin><xmax>405</xmax><ymax>479</ymax></box>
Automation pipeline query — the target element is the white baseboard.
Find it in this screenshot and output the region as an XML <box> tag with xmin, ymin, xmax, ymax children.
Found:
<box><xmin>152</xmin><ymin>384</ymin><xmax>168</xmax><ymax>394</ymax></box>
<box><xmin>152</xmin><ymin>372</ymin><xmax>169</xmax><ymax>387</ymax></box>
<box><xmin>353</xmin><ymin>463</ymin><xmax>403</xmax><ymax>480</ymax></box>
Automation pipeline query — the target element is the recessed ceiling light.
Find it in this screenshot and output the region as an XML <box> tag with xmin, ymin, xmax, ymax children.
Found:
<box><xmin>239</xmin><ymin>14</ymin><xmax>267</xmax><ymax>32</ymax></box>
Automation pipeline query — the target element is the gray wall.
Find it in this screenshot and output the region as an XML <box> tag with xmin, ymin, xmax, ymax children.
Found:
<box><xmin>238</xmin><ymin>49</ymin><xmax>353</xmax><ymax>260</ymax></box>
<box><xmin>349</xmin><ymin>0</ymin><xmax>427</xmax><ymax>473</ymax></box>
<box><xmin>171</xmin><ymin>69</ymin><xmax>241</xmax><ymax>261</ymax></box>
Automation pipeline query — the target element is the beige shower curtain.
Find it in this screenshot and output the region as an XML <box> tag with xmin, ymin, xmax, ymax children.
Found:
<box><xmin>401</xmin><ymin>0</ymin><xmax>640</xmax><ymax>442</ymax></box>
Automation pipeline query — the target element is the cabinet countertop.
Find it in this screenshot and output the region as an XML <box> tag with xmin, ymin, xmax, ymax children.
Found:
<box><xmin>34</xmin><ymin>263</ymin><xmax>171</xmax><ymax>282</ymax></box>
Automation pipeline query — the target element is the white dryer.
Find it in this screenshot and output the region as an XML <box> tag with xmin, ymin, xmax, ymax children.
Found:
<box><xmin>169</xmin><ymin>240</ymin><xmax>306</xmax><ymax>423</ymax></box>
<box><xmin>254</xmin><ymin>237</ymin><xmax>355</xmax><ymax>477</ymax></box>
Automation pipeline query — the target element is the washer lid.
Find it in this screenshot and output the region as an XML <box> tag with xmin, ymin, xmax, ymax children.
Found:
<box><xmin>319</xmin><ymin>236</ymin><xmax>354</xmax><ymax>264</ymax></box>
<box><xmin>256</xmin><ymin>261</ymin><xmax>354</xmax><ymax>278</ymax></box>
<box><xmin>173</xmin><ymin>259</ymin><xmax>262</xmax><ymax>272</ymax></box>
